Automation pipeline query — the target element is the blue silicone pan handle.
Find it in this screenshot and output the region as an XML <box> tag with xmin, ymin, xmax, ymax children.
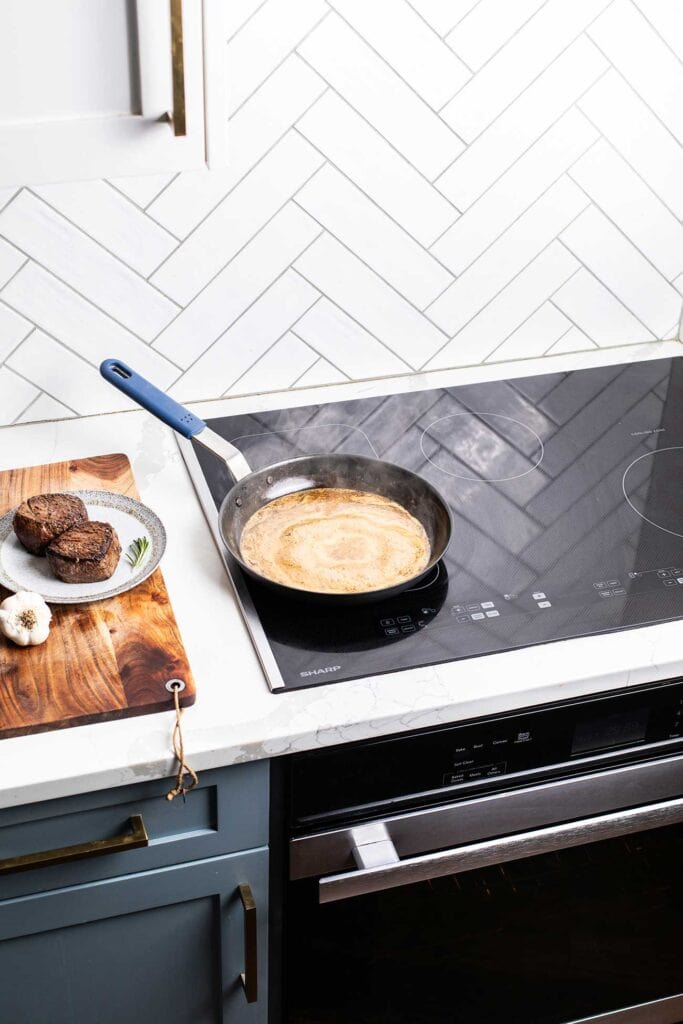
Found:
<box><xmin>100</xmin><ymin>358</ymin><xmax>206</xmax><ymax>439</ymax></box>
<box><xmin>100</xmin><ymin>358</ymin><xmax>254</xmax><ymax>480</ymax></box>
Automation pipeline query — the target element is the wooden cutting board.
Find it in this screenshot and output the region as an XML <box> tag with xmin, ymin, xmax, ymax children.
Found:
<box><xmin>0</xmin><ymin>453</ymin><xmax>195</xmax><ymax>739</ymax></box>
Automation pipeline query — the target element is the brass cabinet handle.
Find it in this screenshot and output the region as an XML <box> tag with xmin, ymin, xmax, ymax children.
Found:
<box><xmin>169</xmin><ymin>0</ymin><xmax>187</xmax><ymax>136</ymax></box>
<box><xmin>238</xmin><ymin>883</ymin><xmax>258</xmax><ymax>1003</ymax></box>
<box><xmin>0</xmin><ymin>815</ymin><xmax>149</xmax><ymax>876</ymax></box>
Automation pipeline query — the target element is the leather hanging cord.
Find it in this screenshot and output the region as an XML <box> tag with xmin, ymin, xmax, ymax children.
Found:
<box><xmin>166</xmin><ymin>683</ymin><xmax>198</xmax><ymax>801</ymax></box>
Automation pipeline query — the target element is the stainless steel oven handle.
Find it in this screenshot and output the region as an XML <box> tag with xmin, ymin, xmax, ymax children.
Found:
<box><xmin>318</xmin><ymin>795</ymin><xmax>683</xmax><ymax>904</ymax></box>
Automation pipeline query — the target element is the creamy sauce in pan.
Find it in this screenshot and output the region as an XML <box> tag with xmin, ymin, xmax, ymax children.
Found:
<box><xmin>239</xmin><ymin>487</ymin><xmax>431</xmax><ymax>594</ymax></box>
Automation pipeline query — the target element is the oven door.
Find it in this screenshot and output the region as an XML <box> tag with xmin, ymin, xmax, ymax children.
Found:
<box><xmin>286</xmin><ymin>756</ymin><xmax>683</xmax><ymax>1024</ymax></box>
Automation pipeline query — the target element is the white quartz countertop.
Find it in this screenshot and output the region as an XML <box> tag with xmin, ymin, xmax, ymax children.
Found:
<box><xmin>1</xmin><ymin>341</ymin><xmax>682</xmax><ymax>809</ymax></box>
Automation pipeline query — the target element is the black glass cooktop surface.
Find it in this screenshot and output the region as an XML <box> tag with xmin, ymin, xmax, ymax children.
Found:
<box><xmin>183</xmin><ymin>356</ymin><xmax>683</xmax><ymax>691</ymax></box>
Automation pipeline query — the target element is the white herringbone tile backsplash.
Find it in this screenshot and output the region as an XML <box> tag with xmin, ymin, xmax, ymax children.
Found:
<box><xmin>1</xmin><ymin>0</ymin><xmax>682</xmax><ymax>425</ymax></box>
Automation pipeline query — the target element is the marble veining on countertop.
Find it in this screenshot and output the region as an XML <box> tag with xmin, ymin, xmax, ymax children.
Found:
<box><xmin>0</xmin><ymin>340</ymin><xmax>682</xmax><ymax>809</ymax></box>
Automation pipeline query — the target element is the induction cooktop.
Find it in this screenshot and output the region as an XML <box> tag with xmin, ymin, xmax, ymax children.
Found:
<box><xmin>180</xmin><ymin>356</ymin><xmax>683</xmax><ymax>692</ymax></box>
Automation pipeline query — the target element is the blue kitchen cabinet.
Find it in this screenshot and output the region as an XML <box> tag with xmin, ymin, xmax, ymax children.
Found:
<box><xmin>0</xmin><ymin>764</ymin><xmax>270</xmax><ymax>1023</ymax></box>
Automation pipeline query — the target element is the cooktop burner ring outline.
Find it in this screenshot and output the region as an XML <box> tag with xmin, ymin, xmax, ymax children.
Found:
<box><xmin>405</xmin><ymin>562</ymin><xmax>441</xmax><ymax>592</ymax></box>
<box><xmin>419</xmin><ymin>412</ymin><xmax>545</xmax><ymax>482</ymax></box>
<box><xmin>622</xmin><ymin>446</ymin><xmax>683</xmax><ymax>539</ymax></box>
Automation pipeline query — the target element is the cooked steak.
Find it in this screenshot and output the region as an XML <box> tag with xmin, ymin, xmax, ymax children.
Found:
<box><xmin>13</xmin><ymin>493</ymin><xmax>88</xmax><ymax>555</ymax></box>
<box><xmin>46</xmin><ymin>521</ymin><xmax>121</xmax><ymax>583</ymax></box>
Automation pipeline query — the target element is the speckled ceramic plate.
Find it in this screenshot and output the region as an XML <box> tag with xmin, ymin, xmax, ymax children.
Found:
<box><xmin>0</xmin><ymin>490</ymin><xmax>166</xmax><ymax>604</ymax></box>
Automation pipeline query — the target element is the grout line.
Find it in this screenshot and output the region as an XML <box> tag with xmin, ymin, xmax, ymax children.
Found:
<box><xmin>421</xmin><ymin>212</ymin><xmax>589</xmax><ymax>365</ymax></box>
<box><xmin>0</xmin><ymin>252</ymin><xmax>184</xmax><ymax>374</ymax></box>
<box><xmin>478</xmin><ymin>266</ymin><xmax>580</xmax><ymax>363</ymax></box>
<box><xmin>291</xmin><ymin>146</ymin><xmax>459</xmax><ymax>279</ymax></box>
<box><xmin>288</xmin><ymin>277</ymin><xmax>414</xmax><ymax>372</ymax></box>
<box><xmin>577</xmin><ymin>106</ymin><xmax>683</xmax><ymax>224</ymax></box>
<box><xmin>289</xmin><ymin>324</ymin><xmax>350</xmax><ymax>380</ymax></box>
<box><xmin>290</xmin><ymin>355</ymin><xmax>326</xmax><ymax>388</ymax></box>
<box><xmin>222</xmin><ymin>336</ymin><xmax>318</xmax><ymax>398</ymax></box>
<box><xmin>629</xmin><ymin>2</ymin><xmax>683</xmax><ymax>67</ymax></box>
<box><xmin>423</xmin><ymin>197</ymin><xmax>590</xmax><ymax>344</ymax></box>
<box><xmin>324</xmin><ymin>6</ymin><xmax>468</xmax><ymax>145</ymax></box>
<box><xmin>146</xmin><ymin>82</ymin><xmax>329</xmax><ymax>249</ymax></box>
<box><xmin>294</xmin><ymin>49</ymin><xmax>462</xmax><ymax>185</ymax></box>
<box><xmin>553</xmin><ymin>240</ymin><xmax>657</xmax><ymax>342</ymax></box>
<box><xmin>547</xmin><ymin>297</ymin><xmax>598</xmax><ymax>347</ymax></box>
<box><xmin>429</xmin><ymin>106</ymin><xmax>603</xmax><ymax>254</ymax></box>
<box><xmin>423</xmin><ymin>270</ymin><xmax>460</xmax><ymax>311</ymax></box>
<box><xmin>400</xmin><ymin>0</ymin><xmax>474</xmax><ymax>69</ymax></box>
<box><xmin>8</xmin><ymin>388</ymin><xmax>73</xmax><ymax>425</ymax></box>
<box><xmin>442</xmin><ymin>0</ymin><xmax>555</xmax><ymax>85</ymax></box>
<box><xmin>11</xmin><ymin>391</ymin><xmax>43</xmax><ymax>425</ymax></box>
<box><xmin>433</xmin><ymin>62</ymin><xmax>612</xmax><ymax>206</ymax></box>
<box><xmin>140</xmin><ymin>172</ymin><xmax>181</xmax><ymax>211</ymax></box>
<box><xmin>0</xmin><ymin>188</ymin><xmax>19</xmax><ymax>215</ymax></box>
<box><xmin>441</xmin><ymin>0</ymin><xmax>486</xmax><ymax>41</ymax></box>
<box><xmin>0</xmin><ymin>314</ymin><xmax>35</xmax><ymax>365</ymax></box>
<box><xmin>482</xmin><ymin>291</ymin><xmax>574</xmax><ymax>364</ymax></box>
<box><xmin>556</xmin><ymin>199</ymin><xmax>672</xmax><ymax>339</ymax></box>
<box><xmin>149</xmin><ymin>182</ymin><xmax>325</xmax><ymax>356</ymax></box>
<box><xmin>542</xmin><ymin>319</ymin><xmax>580</xmax><ymax>356</ymax></box>
<box><xmin>585</xmin><ymin>40</ymin><xmax>683</xmax><ymax>152</ymax></box>
<box><xmin>429</xmin><ymin>145</ymin><xmax>598</xmax><ymax>281</ymax></box>
<box><xmin>97</xmin><ymin>179</ymin><xmax>183</xmax><ymax>243</ymax></box>
<box><xmin>3</xmin><ymin>360</ymin><xmax>79</xmax><ymax>418</ymax></box>
<box><xmin>437</xmin><ymin>0</ymin><xmax>555</xmax><ymax>113</ymax></box>
<box><xmin>228</xmin><ymin>9</ymin><xmax>332</xmax><ymax>119</ymax></box>
<box><xmin>225</xmin><ymin>0</ymin><xmax>270</xmax><ymax>43</ymax></box>
<box><xmin>169</xmin><ymin>229</ymin><xmax>324</xmax><ymax>380</ymax></box>
<box><xmin>292</xmin><ymin>124</ymin><xmax>461</xmax><ymax>241</ymax></box>
<box><xmin>290</xmin><ymin>211</ymin><xmax>448</xmax><ymax>345</ymax></box>
<box><xmin>22</xmin><ymin>188</ymin><xmax>182</xmax><ymax>309</ymax></box>
<box><xmin>145</xmin><ymin>144</ymin><xmax>325</xmax><ymax>289</ymax></box>
<box><xmin>566</xmin><ymin>172</ymin><xmax>682</xmax><ymax>290</ymax></box>
<box><xmin>5</xmin><ymin>322</ymin><xmax>152</xmax><ymax>398</ymax></box>
<box><xmin>0</xmin><ymin>254</ymin><xmax>30</xmax><ymax>294</ymax></box>
<box><xmin>661</xmin><ymin>318</ymin><xmax>680</xmax><ymax>341</ymax></box>
<box><xmin>220</xmin><ymin>295</ymin><xmax>321</xmax><ymax>395</ymax></box>
<box><xmin>290</xmin><ymin>191</ymin><xmax>455</xmax><ymax>307</ymax></box>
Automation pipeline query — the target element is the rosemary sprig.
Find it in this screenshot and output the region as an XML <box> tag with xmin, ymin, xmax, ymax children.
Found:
<box><xmin>126</xmin><ymin>536</ymin><xmax>150</xmax><ymax>570</ymax></box>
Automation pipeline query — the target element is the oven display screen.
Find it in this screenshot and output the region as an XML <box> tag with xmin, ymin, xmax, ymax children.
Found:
<box><xmin>572</xmin><ymin>707</ymin><xmax>650</xmax><ymax>755</ymax></box>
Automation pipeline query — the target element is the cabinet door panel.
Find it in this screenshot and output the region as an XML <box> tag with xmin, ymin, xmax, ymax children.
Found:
<box><xmin>3</xmin><ymin>897</ymin><xmax>218</xmax><ymax>1023</ymax></box>
<box><xmin>0</xmin><ymin>0</ymin><xmax>138</xmax><ymax>124</ymax></box>
<box><xmin>0</xmin><ymin>0</ymin><xmax>206</xmax><ymax>186</ymax></box>
<box><xmin>0</xmin><ymin>850</ymin><xmax>268</xmax><ymax>1024</ymax></box>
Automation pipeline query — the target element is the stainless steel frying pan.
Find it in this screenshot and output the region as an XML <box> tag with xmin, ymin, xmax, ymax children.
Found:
<box><xmin>100</xmin><ymin>359</ymin><xmax>452</xmax><ymax>603</ymax></box>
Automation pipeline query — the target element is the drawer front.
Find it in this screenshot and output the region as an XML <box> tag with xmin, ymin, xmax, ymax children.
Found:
<box><xmin>0</xmin><ymin>761</ymin><xmax>269</xmax><ymax>899</ymax></box>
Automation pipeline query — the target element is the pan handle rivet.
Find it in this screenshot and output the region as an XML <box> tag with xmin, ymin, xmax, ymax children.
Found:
<box><xmin>235</xmin><ymin>497</ymin><xmax>242</xmax><ymax>507</ymax></box>
<box><xmin>266</xmin><ymin>474</ymin><xmax>273</xmax><ymax>484</ymax></box>
<box><xmin>165</xmin><ymin>678</ymin><xmax>186</xmax><ymax>693</ymax></box>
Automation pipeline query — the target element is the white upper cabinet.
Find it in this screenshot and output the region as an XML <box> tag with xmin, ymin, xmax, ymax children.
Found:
<box><xmin>0</xmin><ymin>0</ymin><xmax>225</xmax><ymax>187</ymax></box>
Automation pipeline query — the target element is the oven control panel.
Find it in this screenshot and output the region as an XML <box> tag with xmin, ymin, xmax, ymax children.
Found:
<box><xmin>439</xmin><ymin>691</ymin><xmax>681</xmax><ymax>787</ymax></box>
<box><xmin>289</xmin><ymin>679</ymin><xmax>683</xmax><ymax>829</ymax></box>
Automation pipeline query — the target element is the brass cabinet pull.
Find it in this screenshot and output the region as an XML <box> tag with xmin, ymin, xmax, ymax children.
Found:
<box><xmin>238</xmin><ymin>882</ymin><xmax>258</xmax><ymax>1003</ymax></box>
<box><xmin>169</xmin><ymin>0</ymin><xmax>187</xmax><ymax>136</ymax></box>
<box><xmin>0</xmin><ymin>815</ymin><xmax>149</xmax><ymax>876</ymax></box>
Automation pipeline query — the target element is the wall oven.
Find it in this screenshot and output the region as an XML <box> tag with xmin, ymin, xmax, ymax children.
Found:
<box><xmin>282</xmin><ymin>680</ymin><xmax>683</xmax><ymax>1023</ymax></box>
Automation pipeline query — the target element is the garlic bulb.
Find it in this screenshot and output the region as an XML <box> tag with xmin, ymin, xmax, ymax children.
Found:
<box><xmin>0</xmin><ymin>591</ymin><xmax>52</xmax><ymax>647</ymax></box>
